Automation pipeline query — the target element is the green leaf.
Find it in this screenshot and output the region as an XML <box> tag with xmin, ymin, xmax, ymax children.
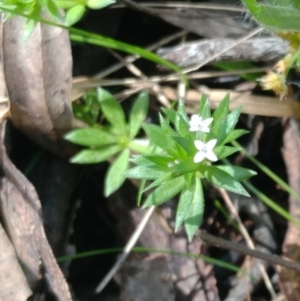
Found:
<box><xmin>143</xmin><ymin>176</ymin><xmax>185</xmax><ymax>207</ymax></box>
<box><xmin>143</xmin><ymin>124</ymin><xmax>182</xmax><ymax>157</ymax></box>
<box><xmin>144</xmin><ymin>172</ymin><xmax>175</xmax><ymax>192</ymax></box>
<box><xmin>70</xmin><ymin>144</ymin><xmax>121</xmax><ymax>164</ymax></box>
<box><xmin>105</xmin><ymin>149</ymin><xmax>130</xmax><ymax>196</ymax></box>
<box><xmin>70</xmin><ymin>31</ymin><xmax>181</xmax><ymax>72</ymax></box>
<box><xmin>86</xmin><ymin>0</ymin><xmax>115</xmax><ymax>9</ymax></box>
<box><xmin>184</xmin><ymin>177</ymin><xmax>204</xmax><ymax>241</ymax></box>
<box><xmin>159</xmin><ymin>113</ymin><xmax>177</xmax><ymax>135</ymax></box>
<box><xmin>55</xmin><ymin>0</ymin><xmax>77</xmax><ymax>9</ymax></box>
<box><xmin>130</xmin><ymin>155</ymin><xmax>153</xmax><ymax>165</ymax></box>
<box><xmin>198</xmin><ymin>94</ymin><xmax>211</xmax><ymax>119</ymax></box>
<box><xmin>64</xmin><ymin>128</ymin><xmax>118</xmax><ymax>147</ymax></box>
<box><xmin>143</xmin><ymin>155</ymin><xmax>173</xmax><ymax>169</ymax></box>
<box><xmin>162</xmin><ymin>108</ymin><xmax>177</xmax><ymax>124</ymax></box>
<box><xmin>175</xmin><ymin>173</ymin><xmax>194</xmax><ymax>231</ymax></box>
<box><xmin>23</xmin><ymin>18</ymin><xmax>36</xmax><ymax>41</ymax></box>
<box><xmin>212</xmin><ymin>92</ymin><xmax>229</xmax><ymax>133</ymax></box>
<box><xmin>172</xmin><ymin>157</ymin><xmax>200</xmax><ymax>174</ymax></box>
<box><xmin>223</xmin><ymin>129</ymin><xmax>249</xmax><ymax>144</ymax></box>
<box><xmin>217</xmin><ymin>106</ymin><xmax>242</xmax><ymax>145</ymax></box>
<box><xmin>200</xmin><ymin>165</ymin><xmax>250</xmax><ymax>196</ymax></box>
<box><xmin>97</xmin><ymin>88</ymin><xmax>127</xmax><ymax>132</ymax></box>
<box><xmin>175</xmin><ymin>114</ymin><xmax>189</xmax><ymax>136</ymax></box>
<box><xmin>215</xmin><ymin>165</ymin><xmax>257</xmax><ymax>181</ymax></box>
<box><xmin>214</xmin><ymin>146</ymin><xmax>240</xmax><ymax>160</ymax></box>
<box><xmin>177</xmin><ymin>99</ymin><xmax>189</xmax><ymax>123</ymax></box>
<box><xmin>125</xmin><ymin>165</ymin><xmax>165</xmax><ymax>180</ymax></box>
<box><xmin>129</xmin><ymin>91</ymin><xmax>149</xmax><ymax>139</ymax></box>
<box><xmin>47</xmin><ymin>0</ymin><xmax>64</xmax><ymax>23</ymax></box>
<box><xmin>172</xmin><ymin>137</ymin><xmax>194</xmax><ymax>154</ymax></box>
<box><xmin>65</xmin><ymin>5</ymin><xmax>85</xmax><ymax>26</ymax></box>
<box><xmin>243</xmin><ymin>0</ymin><xmax>300</xmax><ymax>31</ymax></box>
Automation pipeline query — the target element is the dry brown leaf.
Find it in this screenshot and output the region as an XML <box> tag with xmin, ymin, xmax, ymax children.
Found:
<box><xmin>150</xmin><ymin>8</ymin><xmax>248</xmax><ymax>38</ymax></box>
<box><xmin>280</xmin><ymin>119</ymin><xmax>300</xmax><ymax>301</ymax></box>
<box><xmin>0</xmin><ymin>120</ymin><xmax>72</xmax><ymax>301</ymax></box>
<box><xmin>2</xmin><ymin>16</ymin><xmax>73</xmax><ymax>155</ymax></box>
<box><xmin>0</xmin><ymin>222</ymin><xmax>32</xmax><ymax>300</ymax></box>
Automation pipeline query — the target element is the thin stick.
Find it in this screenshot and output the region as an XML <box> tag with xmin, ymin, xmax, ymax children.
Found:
<box><xmin>181</xmin><ymin>27</ymin><xmax>263</xmax><ymax>75</ymax></box>
<box><xmin>218</xmin><ymin>188</ymin><xmax>277</xmax><ymax>299</ymax></box>
<box><xmin>73</xmin><ymin>68</ymin><xmax>267</xmax><ymax>90</ymax></box>
<box><xmin>94</xmin><ymin>30</ymin><xmax>187</xmax><ymax>79</ymax></box>
<box><xmin>112</xmin><ymin>2</ymin><xmax>244</xmax><ymax>12</ymax></box>
<box><xmin>108</xmin><ymin>49</ymin><xmax>171</xmax><ymax>107</ymax></box>
<box><xmin>199</xmin><ymin>230</ymin><xmax>300</xmax><ymax>272</ymax></box>
<box><xmin>94</xmin><ymin>206</ymin><xmax>156</xmax><ymax>294</ymax></box>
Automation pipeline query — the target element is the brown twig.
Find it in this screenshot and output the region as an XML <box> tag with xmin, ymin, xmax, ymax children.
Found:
<box><xmin>199</xmin><ymin>230</ymin><xmax>300</xmax><ymax>272</ymax></box>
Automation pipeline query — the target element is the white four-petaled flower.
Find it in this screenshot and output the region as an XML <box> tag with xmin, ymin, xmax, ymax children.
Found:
<box><xmin>194</xmin><ymin>139</ymin><xmax>218</xmax><ymax>163</ymax></box>
<box><xmin>189</xmin><ymin>114</ymin><xmax>213</xmax><ymax>133</ymax></box>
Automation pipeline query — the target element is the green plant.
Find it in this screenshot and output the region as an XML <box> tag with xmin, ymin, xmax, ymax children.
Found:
<box><xmin>125</xmin><ymin>94</ymin><xmax>256</xmax><ymax>241</ymax></box>
<box><xmin>0</xmin><ymin>0</ymin><xmax>114</xmax><ymax>40</ymax></box>
<box><xmin>65</xmin><ymin>88</ymin><xmax>149</xmax><ymax>197</ymax></box>
<box><xmin>66</xmin><ymin>90</ymin><xmax>256</xmax><ymax>240</ymax></box>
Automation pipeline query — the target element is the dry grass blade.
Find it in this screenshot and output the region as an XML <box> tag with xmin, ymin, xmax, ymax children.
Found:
<box><xmin>161</xmin><ymin>87</ymin><xmax>300</xmax><ymax>118</ymax></box>
<box><xmin>108</xmin><ymin>48</ymin><xmax>171</xmax><ymax>107</ymax></box>
<box><xmin>94</xmin><ymin>206</ymin><xmax>156</xmax><ymax>294</ymax></box>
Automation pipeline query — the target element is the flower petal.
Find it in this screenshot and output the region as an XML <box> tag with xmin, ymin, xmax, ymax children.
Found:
<box><xmin>194</xmin><ymin>140</ymin><xmax>205</xmax><ymax>150</ymax></box>
<box><xmin>189</xmin><ymin>125</ymin><xmax>199</xmax><ymax>132</ymax></box>
<box><xmin>191</xmin><ymin>114</ymin><xmax>202</xmax><ymax>122</ymax></box>
<box><xmin>194</xmin><ymin>151</ymin><xmax>205</xmax><ymax>163</ymax></box>
<box><xmin>206</xmin><ymin>139</ymin><xmax>217</xmax><ymax>150</ymax></box>
<box><xmin>200</xmin><ymin>126</ymin><xmax>210</xmax><ymax>133</ymax></box>
<box><xmin>206</xmin><ymin>150</ymin><xmax>218</xmax><ymax>162</ymax></box>
<box><xmin>202</xmin><ymin>118</ymin><xmax>213</xmax><ymax>126</ymax></box>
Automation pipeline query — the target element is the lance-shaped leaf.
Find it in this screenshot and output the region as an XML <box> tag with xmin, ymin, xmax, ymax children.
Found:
<box><xmin>200</xmin><ymin>165</ymin><xmax>250</xmax><ymax>196</ymax></box>
<box><xmin>70</xmin><ymin>144</ymin><xmax>121</xmax><ymax>164</ymax></box>
<box><xmin>198</xmin><ymin>94</ymin><xmax>211</xmax><ymax>119</ymax></box>
<box><xmin>214</xmin><ymin>165</ymin><xmax>257</xmax><ymax>181</ymax></box>
<box><xmin>97</xmin><ymin>88</ymin><xmax>127</xmax><ymax>132</ymax></box>
<box><xmin>184</xmin><ymin>177</ymin><xmax>204</xmax><ymax>241</ymax></box>
<box><xmin>129</xmin><ymin>91</ymin><xmax>149</xmax><ymax>139</ymax></box>
<box><xmin>216</xmin><ymin>106</ymin><xmax>242</xmax><ymax>145</ymax></box>
<box><xmin>65</xmin><ymin>128</ymin><xmax>118</xmax><ymax>147</ymax></box>
<box><xmin>125</xmin><ymin>165</ymin><xmax>165</xmax><ymax>180</ymax></box>
<box><xmin>105</xmin><ymin>149</ymin><xmax>130</xmax><ymax>196</ymax></box>
<box><xmin>143</xmin><ymin>123</ymin><xmax>184</xmax><ymax>157</ymax></box>
<box><xmin>223</xmin><ymin>129</ymin><xmax>249</xmax><ymax>144</ymax></box>
<box><xmin>143</xmin><ymin>176</ymin><xmax>185</xmax><ymax>207</ymax></box>
<box><xmin>214</xmin><ymin>145</ymin><xmax>241</xmax><ymax>160</ymax></box>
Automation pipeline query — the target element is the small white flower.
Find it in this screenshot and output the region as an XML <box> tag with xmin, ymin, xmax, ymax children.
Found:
<box><xmin>189</xmin><ymin>114</ymin><xmax>213</xmax><ymax>133</ymax></box>
<box><xmin>194</xmin><ymin>139</ymin><xmax>218</xmax><ymax>163</ymax></box>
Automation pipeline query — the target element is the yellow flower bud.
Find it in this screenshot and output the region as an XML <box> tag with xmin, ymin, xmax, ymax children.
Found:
<box><xmin>260</xmin><ymin>71</ymin><xmax>287</xmax><ymax>100</ymax></box>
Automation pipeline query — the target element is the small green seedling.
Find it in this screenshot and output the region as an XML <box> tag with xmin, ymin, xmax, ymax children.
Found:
<box><xmin>65</xmin><ymin>88</ymin><xmax>149</xmax><ymax>197</ymax></box>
